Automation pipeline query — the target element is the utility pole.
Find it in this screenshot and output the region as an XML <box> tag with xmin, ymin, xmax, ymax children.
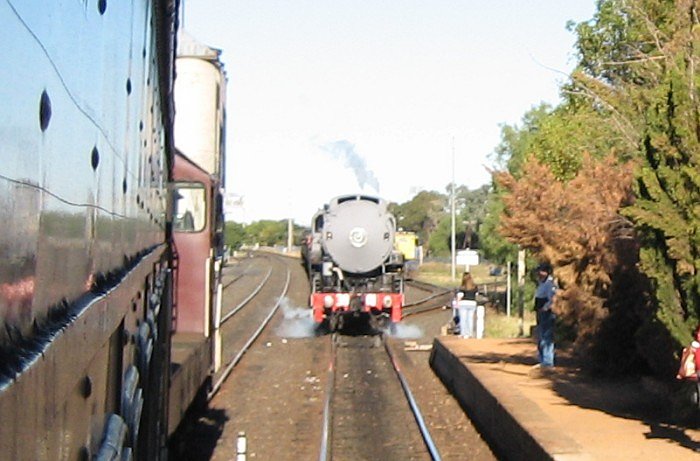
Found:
<box><xmin>506</xmin><ymin>261</ymin><xmax>512</xmax><ymax>317</ymax></box>
<box><xmin>517</xmin><ymin>248</ymin><xmax>526</xmax><ymax>336</ymax></box>
<box><xmin>450</xmin><ymin>137</ymin><xmax>456</xmax><ymax>282</ymax></box>
<box><xmin>286</xmin><ymin>185</ymin><xmax>293</xmax><ymax>253</ymax></box>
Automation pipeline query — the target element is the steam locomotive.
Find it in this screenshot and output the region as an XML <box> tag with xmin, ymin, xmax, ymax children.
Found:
<box><xmin>0</xmin><ymin>3</ymin><xmax>225</xmax><ymax>460</ymax></box>
<box><xmin>302</xmin><ymin>195</ymin><xmax>406</xmax><ymax>332</ymax></box>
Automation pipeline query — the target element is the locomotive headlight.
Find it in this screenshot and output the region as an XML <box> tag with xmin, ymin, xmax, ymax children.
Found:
<box><xmin>349</xmin><ymin>227</ymin><xmax>368</xmax><ymax>248</ymax></box>
<box><xmin>323</xmin><ymin>295</ymin><xmax>335</xmax><ymax>308</ymax></box>
<box><xmin>336</xmin><ymin>294</ymin><xmax>350</xmax><ymax>307</ymax></box>
<box><xmin>365</xmin><ymin>294</ymin><xmax>377</xmax><ymax>307</ymax></box>
<box><xmin>382</xmin><ymin>296</ymin><xmax>393</xmax><ymax>308</ymax></box>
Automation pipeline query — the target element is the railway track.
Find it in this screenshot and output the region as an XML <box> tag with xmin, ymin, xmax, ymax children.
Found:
<box><xmin>210</xmin><ymin>253</ymin><xmax>292</xmax><ymax>398</ymax></box>
<box><xmin>172</xmin><ymin>255</ymin><xmax>496</xmax><ymax>461</ymax></box>
<box><xmin>210</xmin><ymin>266</ymin><xmax>290</xmax><ymax>398</ymax></box>
<box><xmin>220</xmin><ymin>251</ymin><xmax>281</xmax><ymax>289</ymax></box>
<box><xmin>403</xmin><ymin>280</ymin><xmax>454</xmax><ymax>318</ymax></box>
<box><xmin>220</xmin><ymin>265</ymin><xmax>273</xmax><ymax>324</ymax></box>
<box><xmin>169</xmin><ymin>253</ymin><xmax>296</xmax><ymax>459</ymax></box>
<box><xmin>221</xmin><ymin>252</ymin><xmax>271</xmax><ymax>288</ymax></box>
<box><xmin>319</xmin><ymin>333</ymin><xmax>442</xmax><ymax>461</ymax></box>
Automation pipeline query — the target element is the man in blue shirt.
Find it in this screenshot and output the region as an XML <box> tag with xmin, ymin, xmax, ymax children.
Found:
<box><xmin>534</xmin><ymin>262</ymin><xmax>557</xmax><ymax>368</ymax></box>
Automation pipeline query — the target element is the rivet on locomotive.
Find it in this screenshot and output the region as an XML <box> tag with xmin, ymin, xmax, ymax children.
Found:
<box><xmin>302</xmin><ymin>195</ymin><xmax>406</xmax><ymax>333</ymax></box>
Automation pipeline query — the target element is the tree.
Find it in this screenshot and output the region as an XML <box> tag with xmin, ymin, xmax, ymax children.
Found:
<box><xmin>478</xmin><ymin>191</ymin><xmax>519</xmax><ymax>264</ymax></box>
<box><xmin>570</xmin><ymin>0</ymin><xmax>700</xmax><ymax>374</ymax></box>
<box><xmin>455</xmin><ymin>184</ymin><xmax>491</xmax><ymax>248</ymax></box>
<box><xmin>496</xmin><ymin>153</ymin><xmax>636</xmax><ymax>353</ymax></box>
<box><xmin>481</xmin><ymin>100</ymin><xmax>625</xmax><ymax>264</ymax></box>
<box><xmin>224</xmin><ymin>221</ymin><xmax>247</xmax><ymax>250</ymax></box>
<box><xmin>428</xmin><ymin>217</ymin><xmax>451</xmax><ymax>256</ymax></box>
<box><xmin>243</xmin><ymin>220</ymin><xmax>289</xmax><ymax>246</ymax></box>
<box><xmin>390</xmin><ymin>190</ymin><xmax>446</xmax><ymax>255</ymax></box>
<box><xmin>491</xmin><ymin>103</ymin><xmax>554</xmax><ymax>176</ymax></box>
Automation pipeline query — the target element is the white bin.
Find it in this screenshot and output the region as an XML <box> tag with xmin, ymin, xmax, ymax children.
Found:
<box><xmin>476</xmin><ymin>304</ymin><xmax>485</xmax><ymax>339</ymax></box>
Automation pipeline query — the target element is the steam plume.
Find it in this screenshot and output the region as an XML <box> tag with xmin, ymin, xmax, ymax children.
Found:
<box><xmin>322</xmin><ymin>140</ymin><xmax>380</xmax><ymax>192</ymax></box>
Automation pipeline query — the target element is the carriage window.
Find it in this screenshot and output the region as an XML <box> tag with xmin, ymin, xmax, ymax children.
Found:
<box><xmin>173</xmin><ymin>183</ymin><xmax>206</xmax><ymax>232</ymax></box>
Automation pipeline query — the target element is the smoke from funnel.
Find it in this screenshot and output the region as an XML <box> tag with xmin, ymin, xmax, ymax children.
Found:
<box><xmin>322</xmin><ymin>140</ymin><xmax>380</xmax><ymax>193</ymax></box>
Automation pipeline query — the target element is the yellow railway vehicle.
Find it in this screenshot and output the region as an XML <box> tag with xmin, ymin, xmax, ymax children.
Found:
<box><xmin>394</xmin><ymin>231</ymin><xmax>418</xmax><ymax>261</ymax></box>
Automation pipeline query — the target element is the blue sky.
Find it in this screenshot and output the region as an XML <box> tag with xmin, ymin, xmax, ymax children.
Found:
<box><xmin>182</xmin><ymin>1</ymin><xmax>597</xmax><ymax>224</ymax></box>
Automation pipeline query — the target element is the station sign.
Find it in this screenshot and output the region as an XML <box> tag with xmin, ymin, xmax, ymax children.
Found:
<box><xmin>456</xmin><ymin>249</ymin><xmax>479</xmax><ymax>267</ymax></box>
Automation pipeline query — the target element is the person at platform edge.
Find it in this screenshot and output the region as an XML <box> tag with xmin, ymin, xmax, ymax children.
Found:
<box><xmin>534</xmin><ymin>262</ymin><xmax>557</xmax><ymax>368</ymax></box>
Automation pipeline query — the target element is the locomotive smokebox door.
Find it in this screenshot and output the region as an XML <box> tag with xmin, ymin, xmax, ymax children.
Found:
<box><xmin>322</xmin><ymin>198</ymin><xmax>395</xmax><ymax>274</ymax></box>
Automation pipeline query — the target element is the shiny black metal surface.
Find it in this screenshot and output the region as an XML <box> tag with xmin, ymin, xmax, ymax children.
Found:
<box><xmin>0</xmin><ymin>2</ymin><xmax>178</xmax><ymax>458</ymax></box>
<box><xmin>0</xmin><ymin>0</ymin><xmax>169</xmax><ymax>348</ymax></box>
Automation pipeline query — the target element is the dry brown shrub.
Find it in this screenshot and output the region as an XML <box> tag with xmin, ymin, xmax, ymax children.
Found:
<box><xmin>494</xmin><ymin>153</ymin><xmax>635</xmax><ymax>349</ymax></box>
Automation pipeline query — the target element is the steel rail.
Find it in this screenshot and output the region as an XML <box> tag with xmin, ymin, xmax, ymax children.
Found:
<box><xmin>403</xmin><ymin>289</ymin><xmax>452</xmax><ymax>307</ymax></box>
<box><xmin>383</xmin><ymin>336</ymin><xmax>442</xmax><ymax>461</ymax></box>
<box><xmin>402</xmin><ymin>302</ymin><xmax>449</xmax><ymax>318</ymax></box>
<box><xmin>405</xmin><ymin>279</ymin><xmax>438</xmax><ymax>293</ymax></box>
<box><xmin>222</xmin><ymin>254</ymin><xmax>266</xmax><ymax>290</ymax></box>
<box><xmin>318</xmin><ymin>334</ymin><xmax>337</xmax><ymax>461</ymax></box>
<box><xmin>403</xmin><ymin>280</ymin><xmax>453</xmax><ymax>318</ymax></box>
<box><xmin>208</xmin><ymin>268</ymin><xmax>291</xmax><ymax>400</ymax></box>
<box><xmin>319</xmin><ymin>333</ymin><xmax>442</xmax><ymax>461</ymax></box>
<box><xmin>220</xmin><ymin>266</ymin><xmax>273</xmax><ymax>325</ymax></box>
<box><xmin>222</xmin><ymin>273</ymin><xmax>244</xmax><ymax>290</ymax></box>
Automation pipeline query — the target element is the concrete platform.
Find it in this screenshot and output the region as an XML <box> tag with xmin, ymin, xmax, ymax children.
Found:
<box><xmin>430</xmin><ymin>336</ymin><xmax>700</xmax><ymax>460</ymax></box>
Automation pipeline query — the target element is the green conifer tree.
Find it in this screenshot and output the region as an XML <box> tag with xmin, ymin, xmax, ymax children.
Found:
<box><xmin>571</xmin><ymin>0</ymin><xmax>700</xmax><ymax>372</ymax></box>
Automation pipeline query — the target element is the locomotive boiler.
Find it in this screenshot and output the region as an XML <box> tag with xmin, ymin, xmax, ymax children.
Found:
<box><xmin>303</xmin><ymin>195</ymin><xmax>405</xmax><ymax>332</ymax></box>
